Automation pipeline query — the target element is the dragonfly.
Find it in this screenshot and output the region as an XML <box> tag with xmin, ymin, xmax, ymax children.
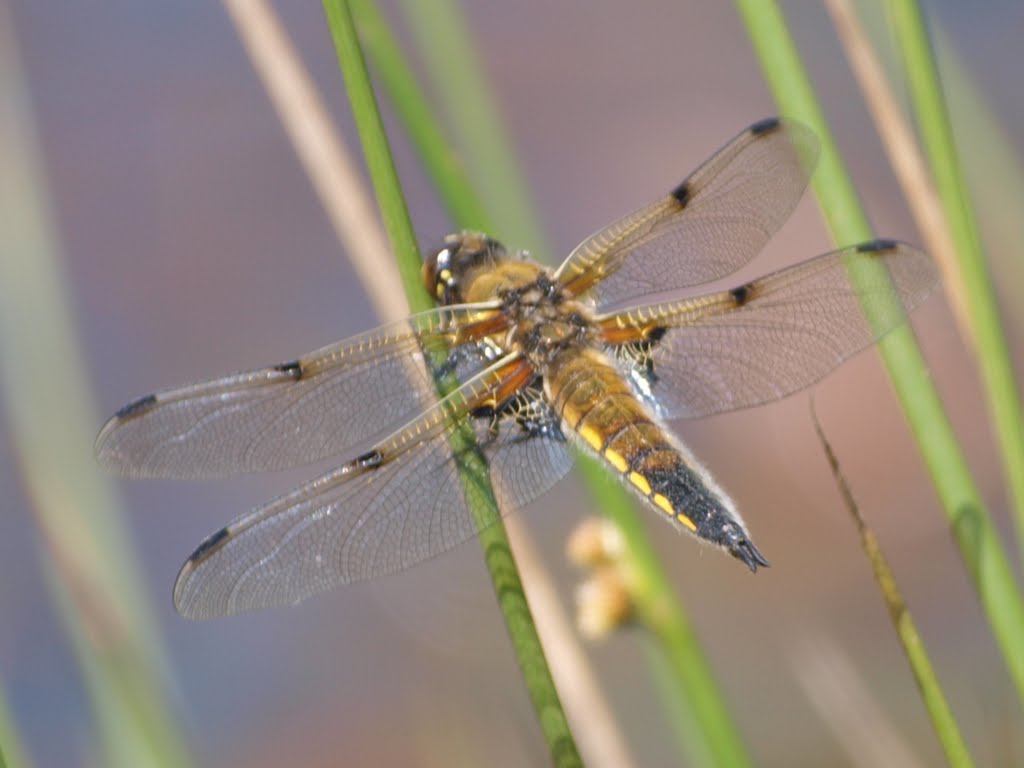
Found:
<box><xmin>96</xmin><ymin>118</ymin><xmax>938</xmax><ymax>619</ymax></box>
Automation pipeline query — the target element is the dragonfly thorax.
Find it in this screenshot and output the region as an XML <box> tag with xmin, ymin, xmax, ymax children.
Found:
<box><xmin>499</xmin><ymin>276</ymin><xmax>596</xmax><ymax>369</ymax></box>
<box><xmin>425</xmin><ymin>231</ymin><xmax>598</xmax><ymax>366</ymax></box>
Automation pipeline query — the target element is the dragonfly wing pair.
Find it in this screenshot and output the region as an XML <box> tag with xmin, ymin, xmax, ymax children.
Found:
<box><xmin>596</xmin><ymin>240</ymin><xmax>936</xmax><ymax>420</ymax></box>
<box><xmin>170</xmin><ymin>354</ymin><xmax>575</xmax><ymax>619</ymax></box>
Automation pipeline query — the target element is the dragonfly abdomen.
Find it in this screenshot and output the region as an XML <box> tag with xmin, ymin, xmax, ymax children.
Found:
<box><xmin>546</xmin><ymin>348</ymin><xmax>769</xmax><ymax>571</ymax></box>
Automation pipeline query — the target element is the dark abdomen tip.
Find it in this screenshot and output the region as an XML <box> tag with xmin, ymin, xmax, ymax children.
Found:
<box><xmin>732</xmin><ymin>538</ymin><xmax>770</xmax><ymax>572</ymax></box>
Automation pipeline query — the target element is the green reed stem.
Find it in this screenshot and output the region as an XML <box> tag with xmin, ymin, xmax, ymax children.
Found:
<box><xmin>0</xmin><ymin>684</ymin><xmax>29</xmax><ymax>768</ymax></box>
<box><xmin>814</xmin><ymin>413</ymin><xmax>974</xmax><ymax>768</ymax></box>
<box><xmin>885</xmin><ymin>0</ymin><xmax>1024</xmax><ymax>565</ymax></box>
<box><xmin>321</xmin><ymin>2</ymin><xmax>582</xmax><ymax>765</ymax></box>
<box><xmin>735</xmin><ymin>0</ymin><xmax>1024</xmax><ymax>707</ymax></box>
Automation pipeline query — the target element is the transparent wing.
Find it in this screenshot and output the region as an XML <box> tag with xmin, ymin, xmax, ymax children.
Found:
<box><xmin>95</xmin><ymin>303</ymin><xmax>506</xmax><ymax>479</ymax></box>
<box><xmin>553</xmin><ymin>118</ymin><xmax>819</xmax><ymax>308</ymax></box>
<box><xmin>597</xmin><ymin>240</ymin><xmax>938</xmax><ymax>419</ymax></box>
<box><xmin>172</xmin><ymin>355</ymin><xmax>575</xmax><ymax>619</ymax></box>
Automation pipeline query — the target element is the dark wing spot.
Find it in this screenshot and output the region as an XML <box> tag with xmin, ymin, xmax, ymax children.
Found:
<box><xmin>114</xmin><ymin>393</ymin><xmax>158</xmax><ymax>420</ymax></box>
<box><xmin>355</xmin><ymin>449</ymin><xmax>384</xmax><ymax>469</ymax></box>
<box><xmin>670</xmin><ymin>180</ymin><xmax>690</xmax><ymax>206</ymax></box>
<box><xmin>470</xmin><ymin>403</ymin><xmax>496</xmax><ymax>422</ymax></box>
<box><xmin>750</xmin><ymin>116</ymin><xmax>782</xmax><ymax>136</ymax></box>
<box><xmin>730</xmin><ymin>283</ymin><xmax>754</xmax><ymax>306</ymax></box>
<box><xmin>186</xmin><ymin>526</ymin><xmax>231</xmax><ymax>567</ymax></box>
<box><xmin>856</xmin><ymin>238</ymin><xmax>898</xmax><ymax>255</ymax></box>
<box><xmin>273</xmin><ymin>360</ymin><xmax>304</xmax><ymax>380</ymax></box>
<box><xmin>646</xmin><ymin>326</ymin><xmax>667</xmax><ymax>344</ymax></box>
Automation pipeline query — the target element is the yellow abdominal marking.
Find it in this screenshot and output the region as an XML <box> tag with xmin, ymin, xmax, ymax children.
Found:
<box><xmin>652</xmin><ymin>493</ymin><xmax>674</xmax><ymax>516</ymax></box>
<box><xmin>604</xmin><ymin>448</ymin><xmax>628</xmax><ymax>473</ymax></box>
<box><xmin>579</xmin><ymin>424</ymin><xmax>604</xmax><ymax>452</ymax></box>
<box><xmin>676</xmin><ymin>512</ymin><xmax>697</xmax><ymax>531</ymax></box>
<box><xmin>628</xmin><ymin>471</ymin><xmax>652</xmax><ymax>496</ymax></box>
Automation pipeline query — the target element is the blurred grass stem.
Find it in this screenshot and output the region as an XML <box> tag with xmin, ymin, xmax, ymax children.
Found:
<box><xmin>736</xmin><ymin>0</ymin><xmax>1024</xmax><ymax>706</ymax></box>
<box><xmin>884</xmin><ymin>0</ymin><xmax>1024</xmax><ymax>566</ymax></box>
<box><xmin>0</xmin><ymin>7</ymin><xmax>192</xmax><ymax>767</ymax></box>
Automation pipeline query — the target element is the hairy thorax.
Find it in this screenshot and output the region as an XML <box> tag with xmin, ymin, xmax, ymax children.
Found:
<box><xmin>460</xmin><ymin>260</ymin><xmax>599</xmax><ymax>371</ymax></box>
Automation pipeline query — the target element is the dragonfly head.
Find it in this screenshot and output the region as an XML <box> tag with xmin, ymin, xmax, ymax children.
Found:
<box><xmin>423</xmin><ymin>231</ymin><xmax>507</xmax><ymax>305</ymax></box>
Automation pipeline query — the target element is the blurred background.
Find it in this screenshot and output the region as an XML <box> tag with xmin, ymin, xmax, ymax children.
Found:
<box><xmin>2</xmin><ymin>0</ymin><xmax>1022</xmax><ymax>766</ymax></box>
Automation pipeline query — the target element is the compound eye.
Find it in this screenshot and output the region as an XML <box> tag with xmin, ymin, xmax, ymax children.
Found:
<box><xmin>422</xmin><ymin>242</ymin><xmax>456</xmax><ymax>303</ymax></box>
<box><xmin>423</xmin><ymin>231</ymin><xmax>506</xmax><ymax>305</ymax></box>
